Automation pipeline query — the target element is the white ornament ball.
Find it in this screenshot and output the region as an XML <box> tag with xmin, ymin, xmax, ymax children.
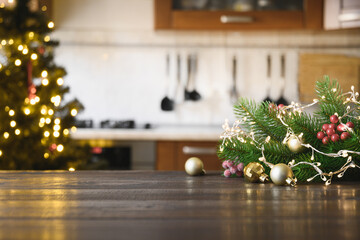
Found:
<box><xmin>287</xmin><ymin>135</ymin><xmax>305</xmax><ymax>153</ymax></box>
<box><xmin>185</xmin><ymin>157</ymin><xmax>205</xmax><ymax>176</ymax></box>
<box><xmin>270</xmin><ymin>163</ymin><xmax>295</xmax><ymax>185</ymax></box>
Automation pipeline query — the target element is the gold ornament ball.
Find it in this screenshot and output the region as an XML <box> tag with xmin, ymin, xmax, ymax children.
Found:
<box><xmin>243</xmin><ymin>162</ymin><xmax>269</xmax><ymax>183</ymax></box>
<box><xmin>287</xmin><ymin>135</ymin><xmax>305</xmax><ymax>153</ymax></box>
<box><xmin>185</xmin><ymin>157</ymin><xmax>205</xmax><ymax>176</ymax></box>
<box><xmin>270</xmin><ymin>163</ymin><xmax>295</xmax><ymax>186</ymax></box>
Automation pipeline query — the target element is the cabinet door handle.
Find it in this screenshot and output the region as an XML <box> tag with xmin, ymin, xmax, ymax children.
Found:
<box><xmin>182</xmin><ymin>146</ymin><xmax>217</xmax><ymax>155</ymax></box>
<box><xmin>338</xmin><ymin>12</ymin><xmax>360</xmax><ymax>22</ymax></box>
<box><xmin>220</xmin><ymin>15</ymin><xmax>254</xmax><ymax>23</ymax></box>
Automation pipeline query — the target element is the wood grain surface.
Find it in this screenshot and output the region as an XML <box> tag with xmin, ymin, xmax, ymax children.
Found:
<box><xmin>0</xmin><ymin>171</ymin><xmax>359</xmax><ymax>240</ymax></box>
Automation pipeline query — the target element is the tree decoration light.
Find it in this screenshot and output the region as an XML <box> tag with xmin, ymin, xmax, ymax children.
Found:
<box><xmin>218</xmin><ymin>76</ymin><xmax>360</xmax><ymax>186</ymax></box>
<box><xmin>0</xmin><ymin>0</ymin><xmax>86</xmax><ymax>169</ymax></box>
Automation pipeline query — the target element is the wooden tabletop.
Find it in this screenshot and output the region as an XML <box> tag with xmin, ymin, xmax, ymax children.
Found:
<box><xmin>0</xmin><ymin>171</ymin><xmax>359</xmax><ymax>240</ymax></box>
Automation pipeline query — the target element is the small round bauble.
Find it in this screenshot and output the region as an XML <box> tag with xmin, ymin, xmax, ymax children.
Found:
<box><xmin>270</xmin><ymin>163</ymin><xmax>295</xmax><ymax>186</ymax></box>
<box><xmin>243</xmin><ymin>162</ymin><xmax>268</xmax><ymax>183</ymax></box>
<box><xmin>337</xmin><ymin>124</ymin><xmax>346</xmax><ymax>132</ymax></box>
<box><xmin>331</xmin><ymin>134</ymin><xmax>339</xmax><ymax>142</ymax></box>
<box><xmin>317</xmin><ymin>131</ymin><xmax>325</xmax><ymax>140</ymax></box>
<box><xmin>341</xmin><ymin>132</ymin><xmax>350</xmax><ymax>140</ymax></box>
<box><xmin>346</xmin><ymin>122</ymin><xmax>354</xmax><ymax>129</ymax></box>
<box><xmin>322</xmin><ymin>136</ymin><xmax>330</xmax><ymax>144</ymax></box>
<box><xmin>326</xmin><ymin>128</ymin><xmax>335</xmax><ymax>136</ymax></box>
<box><xmin>287</xmin><ymin>135</ymin><xmax>305</xmax><ymax>153</ymax></box>
<box><xmin>224</xmin><ymin>169</ymin><xmax>231</xmax><ymax>178</ymax></box>
<box><xmin>185</xmin><ymin>157</ymin><xmax>205</xmax><ymax>176</ymax></box>
<box><xmin>330</xmin><ymin>115</ymin><xmax>339</xmax><ymax>124</ymax></box>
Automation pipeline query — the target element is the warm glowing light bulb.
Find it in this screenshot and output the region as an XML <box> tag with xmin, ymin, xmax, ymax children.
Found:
<box><xmin>1</xmin><ymin>40</ymin><xmax>6</xmax><ymax>45</ymax></box>
<box><xmin>41</xmin><ymin>70</ymin><xmax>48</xmax><ymax>78</ymax></box>
<box><xmin>31</xmin><ymin>53</ymin><xmax>37</xmax><ymax>60</ymax></box>
<box><xmin>9</xmin><ymin>109</ymin><xmax>15</xmax><ymax>116</ymax></box>
<box><xmin>15</xmin><ymin>129</ymin><xmax>20</xmax><ymax>135</ymax></box>
<box><xmin>3</xmin><ymin>132</ymin><xmax>9</xmax><ymax>139</ymax></box>
<box><xmin>22</xmin><ymin>48</ymin><xmax>28</xmax><ymax>54</ymax></box>
<box><xmin>5</xmin><ymin>106</ymin><xmax>9</xmax><ymax>111</ymax></box>
<box><xmin>40</xmin><ymin>118</ymin><xmax>45</xmax><ymax>123</ymax></box>
<box><xmin>15</xmin><ymin>59</ymin><xmax>21</xmax><ymax>66</ymax></box>
<box><xmin>63</xmin><ymin>129</ymin><xmax>69</xmax><ymax>135</ymax></box>
<box><xmin>42</xmin><ymin>78</ymin><xmax>49</xmax><ymax>86</ymax></box>
<box><xmin>44</xmin><ymin>131</ymin><xmax>50</xmax><ymax>137</ymax></box>
<box><xmin>51</xmin><ymin>95</ymin><xmax>61</xmax><ymax>107</ymax></box>
<box><xmin>24</xmin><ymin>108</ymin><xmax>31</xmax><ymax>115</ymax></box>
<box><xmin>8</xmin><ymin>39</ymin><xmax>13</xmax><ymax>45</ymax></box>
<box><xmin>39</xmin><ymin>122</ymin><xmax>44</xmax><ymax>127</ymax></box>
<box><xmin>45</xmin><ymin>118</ymin><xmax>51</xmax><ymax>124</ymax></box>
<box><xmin>18</xmin><ymin>45</ymin><xmax>24</xmax><ymax>51</ymax></box>
<box><xmin>48</xmin><ymin>21</ymin><xmax>54</xmax><ymax>28</ymax></box>
<box><xmin>44</xmin><ymin>36</ymin><xmax>50</xmax><ymax>42</ymax></box>
<box><xmin>53</xmin><ymin>125</ymin><xmax>60</xmax><ymax>131</ymax></box>
<box><xmin>41</xmin><ymin>5</ymin><xmax>47</xmax><ymax>11</ymax></box>
<box><xmin>35</xmin><ymin>96</ymin><xmax>40</xmax><ymax>103</ymax></box>
<box><xmin>0</xmin><ymin>150</ymin><xmax>2</xmax><ymax>156</ymax></box>
<box><xmin>0</xmin><ymin>63</ymin><xmax>2</xmax><ymax>69</ymax></box>
<box><xmin>28</xmin><ymin>32</ymin><xmax>34</xmax><ymax>39</ymax></box>
<box><xmin>30</xmin><ymin>98</ymin><xmax>36</xmax><ymax>105</ymax></box>
<box><xmin>71</xmin><ymin>126</ymin><xmax>77</xmax><ymax>132</ymax></box>
<box><xmin>57</xmin><ymin>78</ymin><xmax>64</xmax><ymax>86</ymax></box>
<box><xmin>68</xmin><ymin>167</ymin><xmax>75</xmax><ymax>172</ymax></box>
<box><xmin>0</xmin><ymin>3</ymin><xmax>4</xmax><ymax>8</ymax></box>
<box><xmin>57</xmin><ymin>144</ymin><xmax>64</xmax><ymax>152</ymax></box>
<box><xmin>48</xmin><ymin>109</ymin><xmax>54</xmax><ymax>115</ymax></box>
<box><xmin>53</xmin><ymin>131</ymin><xmax>60</xmax><ymax>138</ymax></box>
<box><xmin>70</xmin><ymin>109</ymin><xmax>78</xmax><ymax>116</ymax></box>
<box><xmin>10</xmin><ymin>120</ymin><xmax>16</xmax><ymax>127</ymax></box>
<box><xmin>44</xmin><ymin>153</ymin><xmax>49</xmax><ymax>159</ymax></box>
<box><xmin>8</xmin><ymin>0</ymin><xmax>14</xmax><ymax>4</ymax></box>
<box><xmin>41</xmin><ymin>108</ymin><xmax>47</xmax><ymax>115</ymax></box>
<box><xmin>54</xmin><ymin>118</ymin><xmax>61</xmax><ymax>125</ymax></box>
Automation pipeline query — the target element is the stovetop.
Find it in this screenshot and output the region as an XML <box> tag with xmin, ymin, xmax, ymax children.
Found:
<box><xmin>75</xmin><ymin>120</ymin><xmax>151</xmax><ymax>129</ymax></box>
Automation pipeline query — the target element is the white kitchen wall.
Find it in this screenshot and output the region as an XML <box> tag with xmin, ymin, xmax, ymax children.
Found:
<box><xmin>52</xmin><ymin>0</ymin><xmax>360</xmax><ymax>127</ymax></box>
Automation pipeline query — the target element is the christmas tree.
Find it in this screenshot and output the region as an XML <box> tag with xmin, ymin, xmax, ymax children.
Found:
<box><xmin>218</xmin><ymin>76</ymin><xmax>360</xmax><ymax>186</ymax></box>
<box><xmin>0</xmin><ymin>0</ymin><xmax>86</xmax><ymax>169</ymax></box>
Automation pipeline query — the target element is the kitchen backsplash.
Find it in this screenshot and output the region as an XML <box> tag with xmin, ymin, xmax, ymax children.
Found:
<box><xmin>52</xmin><ymin>0</ymin><xmax>360</xmax><ymax>127</ymax></box>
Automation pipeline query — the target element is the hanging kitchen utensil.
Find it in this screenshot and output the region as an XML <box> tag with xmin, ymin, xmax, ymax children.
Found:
<box><xmin>174</xmin><ymin>53</ymin><xmax>184</xmax><ymax>103</ymax></box>
<box><xmin>263</xmin><ymin>54</ymin><xmax>273</xmax><ymax>103</ymax></box>
<box><xmin>189</xmin><ymin>54</ymin><xmax>201</xmax><ymax>101</ymax></box>
<box><xmin>160</xmin><ymin>54</ymin><xmax>174</xmax><ymax>111</ymax></box>
<box><xmin>184</xmin><ymin>54</ymin><xmax>192</xmax><ymax>101</ymax></box>
<box><xmin>276</xmin><ymin>54</ymin><xmax>289</xmax><ymax>106</ymax></box>
<box><xmin>230</xmin><ymin>55</ymin><xmax>239</xmax><ymax>103</ymax></box>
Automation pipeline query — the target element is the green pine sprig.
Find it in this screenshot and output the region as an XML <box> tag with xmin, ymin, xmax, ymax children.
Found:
<box><xmin>218</xmin><ymin>75</ymin><xmax>360</xmax><ymax>183</ymax></box>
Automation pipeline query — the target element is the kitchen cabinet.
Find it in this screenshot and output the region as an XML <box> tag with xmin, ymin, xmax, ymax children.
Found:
<box><xmin>157</xmin><ymin>141</ymin><xmax>221</xmax><ymax>170</ymax></box>
<box><xmin>324</xmin><ymin>0</ymin><xmax>360</xmax><ymax>30</ymax></box>
<box><xmin>154</xmin><ymin>0</ymin><xmax>323</xmax><ymax>30</ymax></box>
<box><xmin>298</xmin><ymin>53</ymin><xmax>360</xmax><ymax>103</ymax></box>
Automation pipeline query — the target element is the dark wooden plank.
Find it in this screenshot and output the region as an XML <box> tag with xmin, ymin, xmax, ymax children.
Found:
<box><xmin>0</xmin><ymin>171</ymin><xmax>359</xmax><ymax>239</ymax></box>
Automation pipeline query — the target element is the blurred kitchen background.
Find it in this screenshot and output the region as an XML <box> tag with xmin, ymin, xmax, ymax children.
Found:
<box><xmin>49</xmin><ymin>0</ymin><xmax>360</xmax><ymax>170</ymax></box>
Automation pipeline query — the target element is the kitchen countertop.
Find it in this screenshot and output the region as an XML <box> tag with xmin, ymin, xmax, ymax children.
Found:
<box><xmin>1</xmin><ymin>170</ymin><xmax>359</xmax><ymax>240</ymax></box>
<box><xmin>72</xmin><ymin>125</ymin><xmax>222</xmax><ymax>141</ymax></box>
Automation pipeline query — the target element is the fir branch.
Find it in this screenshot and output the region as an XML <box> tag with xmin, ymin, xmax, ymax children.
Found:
<box><xmin>234</xmin><ymin>99</ymin><xmax>283</xmax><ymax>143</ymax></box>
<box><xmin>315</xmin><ymin>76</ymin><xmax>346</xmax><ymax>121</ymax></box>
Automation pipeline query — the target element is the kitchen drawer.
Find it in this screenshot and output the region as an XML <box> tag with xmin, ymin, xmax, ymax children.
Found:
<box><xmin>156</xmin><ymin>141</ymin><xmax>221</xmax><ymax>171</ymax></box>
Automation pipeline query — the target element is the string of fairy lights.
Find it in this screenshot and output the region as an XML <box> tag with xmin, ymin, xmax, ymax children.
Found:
<box><xmin>0</xmin><ymin>0</ymin><xmax>78</xmax><ymax>162</ymax></box>
<box><xmin>220</xmin><ymin>85</ymin><xmax>360</xmax><ymax>185</ymax></box>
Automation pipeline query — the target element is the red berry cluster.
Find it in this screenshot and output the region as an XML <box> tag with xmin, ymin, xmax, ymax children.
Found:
<box><xmin>222</xmin><ymin>160</ymin><xmax>244</xmax><ymax>178</ymax></box>
<box><xmin>317</xmin><ymin>115</ymin><xmax>353</xmax><ymax>144</ymax></box>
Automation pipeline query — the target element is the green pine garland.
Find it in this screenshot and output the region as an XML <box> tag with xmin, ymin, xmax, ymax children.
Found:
<box><xmin>218</xmin><ymin>76</ymin><xmax>360</xmax><ymax>183</ymax></box>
